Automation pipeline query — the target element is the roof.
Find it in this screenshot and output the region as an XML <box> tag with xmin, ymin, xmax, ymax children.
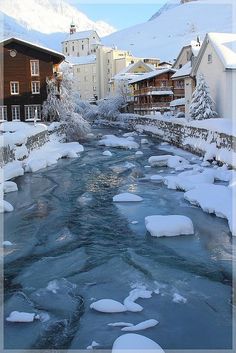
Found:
<box><xmin>171</xmin><ymin>61</ymin><xmax>191</xmax><ymax>79</ymax></box>
<box><xmin>191</xmin><ymin>32</ymin><xmax>236</xmax><ymax>75</ymax></box>
<box><xmin>65</xmin><ymin>54</ymin><xmax>96</xmax><ymax>65</ymax></box>
<box><xmin>63</xmin><ymin>30</ymin><xmax>100</xmax><ymax>42</ymax></box>
<box><xmin>129</xmin><ymin>68</ymin><xmax>176</xmax><ymax>84</ymax></box>
<box><xmin>1</xmin><ymin>37</ymin><xmax>65</xmax><ymax>63</ymax></box>
<box><xmin>208</xmin><ymin>32</ymin><xmax>236</xmax><ymax>69</ymax></box>
<box><xmin>170</xmin><ymin>98</ymin><xmax>185</xmax><ymax>106</ymax></box>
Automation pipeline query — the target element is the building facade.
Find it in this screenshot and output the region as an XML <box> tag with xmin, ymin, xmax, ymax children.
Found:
<box><xmin>191</xmin><ymin>32</ymin><xmax>236</xmax><ymax>121</ymax></box>
<box><xmin>61</xmin><ymin>27</ymin><xmax>101</xmax><ymax>57</ymax></box>
<box><xmin>129</xmin><ymin>69</ymin><xmax>176</xmax><ymax>115</ymax></box>
<box><xmin>66</xmin><ymin>55</ymin><xmax>97</xmax><ymax>101</ymax></box>
<box><xmin>0</xmin><ymin>37</ymin><xmax>64</xmax><ymax>122</ymax></box>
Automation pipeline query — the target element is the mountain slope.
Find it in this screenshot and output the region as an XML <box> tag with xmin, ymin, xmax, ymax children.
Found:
<box><xmin>103</xmin><ymin>0</ymin><xmax>233</xmax><ymax>61</ymax></box>
<box><xmin>0</xmin><ymin>0</ymin><xmax>115</xmax><ymax>37</ymax></box>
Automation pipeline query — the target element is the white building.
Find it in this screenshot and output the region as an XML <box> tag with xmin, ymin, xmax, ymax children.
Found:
<box><xmin>171</xmin><ymin>39</ymin><xmax>202</xmax><ymax>115</ymax></box>
<box><xmin>96</xmin><ymin>46</ymin><xmax>146</xmax><ymax>99</ymax></box>
<box><xmin>191</xmin><ymin>32</ymin><xmax>236</xmax><ymax>121</ymax></box>
<box><xmin>65</xmin><ymin>55</ymin><xmax>97</xmax><ymax>101</ymax></box>
<box><xmin>61</xmin><ymin>25</ymin><xmax>101</xmax><ymax>57</ymax></box>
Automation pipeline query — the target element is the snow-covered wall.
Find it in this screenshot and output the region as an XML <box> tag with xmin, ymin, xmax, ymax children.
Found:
<box><xmin>97</xmin><ymin>114</ymin><xmax>236</xmax><ymax>167</ymax></box>
<box><xmin>0</xmin><ymin>130</ymin><xmax>49</xmax><ymax>166</ymax></box>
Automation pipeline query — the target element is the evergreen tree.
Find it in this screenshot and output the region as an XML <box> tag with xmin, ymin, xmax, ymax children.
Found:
<box><xmin>189</xmin><ymin>73</ymin><xmax>217</xmax><ymax>120</ymax></box>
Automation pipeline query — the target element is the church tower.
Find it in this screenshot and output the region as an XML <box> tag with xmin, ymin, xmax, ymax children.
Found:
<box><xmin>70</xmin><ymin>21</ymin><xmax>76</xmax><ymax>35</ymax></box>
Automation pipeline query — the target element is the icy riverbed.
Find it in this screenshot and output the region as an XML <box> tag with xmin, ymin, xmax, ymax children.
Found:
<box><xmin>3</xmin><ymin>128</ymin><xmax>233</xmax><ymax>350</ymax></box>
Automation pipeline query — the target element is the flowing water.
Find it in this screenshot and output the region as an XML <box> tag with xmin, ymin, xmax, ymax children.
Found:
<box><xmin>4</xmin><ymin>128</ymin><xmax>233</xmax><ymax>350</ymax></box>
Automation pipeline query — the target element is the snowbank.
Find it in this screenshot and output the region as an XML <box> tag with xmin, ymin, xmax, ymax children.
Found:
<box><xmin>113</xmin><ymin>193</ymin><xmax>143</xmax><ymax>202</ymax></box>
<box><xmin>2</xmin><ymin>161</ymin><xmax>24</xmax><ymax>181</ymax></box>
<box><xmin>98</xmin><ymin>135</ymin><xmax>139</xmax><ymax>149</ymax></box>
<box><xmin>0</xmin><ymin>200</ymin><xmax>14</xmax><ymax>213</ymax></box>
<box><xmin>3</xmin><ymin>181</ymin><xmax>18</xmax><ymax>193</ymax></box>
<box><xmin>24</xmin><ymin>141</ymin><xmax>84</xmax><ymax>173</ymax></box>
<box><xmin>6</xmin><ymin>311</ymin><xmax>39</xmax><ymax>323</ymax></box>
<box><xmin>121</xmin><ymin>319</ymin><xmax>158</xmax><ymax>332</ymax></box>
<box><xmin>123</xmin><ymin>288</ymin><xmax>152</xmax><ymax>312</ymax></box>
<box><xmin>112</xmin><ymin>334</ymin><xmax>165</xmax><ymax>352</ymax></box>
<box><xmin>148</xmin><ymin>155</ymin><xmax>189</xmax><ymax>169</ymax></box>
<box><xmin>164</xmin><ymin>170</ymin><xmax>215</xmax><ymax>191</ymax></box>
<box><xmin>1</xmin><ymin>122</ymin><xmax>47</xmax><ymax>147</ymax></box>
<box><xmin>184</xmin><ymin>184</ymin><xmax>234</xmax><ymax>235</ymax></box>
<box><xmin>90</xmin><ymin>299</ymin><xmax>127</xmax><ymax>313</ymax></box>
<box><xmin>145</xmin><ymin>215</ymin><xmax>194</xmax><ymax>237</ymax></box>
<box><xmin>103</xmin><ymin>150</ymin><xmax>113</xmax><ymax>156</ymax></box>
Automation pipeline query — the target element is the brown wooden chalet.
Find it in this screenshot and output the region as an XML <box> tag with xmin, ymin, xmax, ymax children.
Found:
<box><xmin>0</xmin><ymin>37</ymin><xmax>65</xmax><ymax>122</ymax></box>
<box><xmin>129</xmin><ymin>68</ymin><xmax>176</xmax><ymax>115</ymax></box>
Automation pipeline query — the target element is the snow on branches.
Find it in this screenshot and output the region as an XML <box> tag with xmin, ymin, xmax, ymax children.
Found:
<box><xmin>42</xmin><ymin>66</ymin><xmax>90</xmax><ymax>141</ymax></box>
<box><xmin>189</xmin><ymin>73</ymin><xmax>217</xmax><ymax>120</ymax></box>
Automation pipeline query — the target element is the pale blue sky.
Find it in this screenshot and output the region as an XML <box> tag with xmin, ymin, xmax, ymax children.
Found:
<box><xmin>68</xmin><ymin>1</ymin><xmax>166</xmax><ymax>30</ymax></box>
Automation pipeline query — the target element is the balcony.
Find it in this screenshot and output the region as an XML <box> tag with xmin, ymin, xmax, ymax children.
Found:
<box><xmin>134</xmin><ymin>86</ymin><xmax>174</xmax><ymax>96</ymax></box>
<box><xmin>134</xmin><ymin>102</ymin><xmax>171</xmax><ymax>110</ymax></box>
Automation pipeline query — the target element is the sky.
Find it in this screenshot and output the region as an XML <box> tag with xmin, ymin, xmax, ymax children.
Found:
<box><xmin>68</xmin><ymin>1</ymin><xmax>167</xmax><ymax>30</ymax></box>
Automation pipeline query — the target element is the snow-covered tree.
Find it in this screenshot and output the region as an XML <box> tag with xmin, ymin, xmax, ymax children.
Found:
<box><xmin>97</xmin><ymin>94</ymin><xmax>125</xmax><ymax>119</ymax></box>
<box><xmin>42</xmin><ymin>65</ymin><xmax>90</xmax><ymax>141</ymax></box>
<box><xmin>42</xmin><ymin>77</ymin><xmax>64</xmax><ymax>122</ymax></box>
<box><xmin>189</xmin><ymin>73</ymin><xmax>217</xmax><ymax>120</ymax></box>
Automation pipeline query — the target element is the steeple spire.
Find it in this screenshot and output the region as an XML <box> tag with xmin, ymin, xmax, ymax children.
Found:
<box><xmin>70</xmin><ymin>19</ymin><xmax>76</xmax><ymax>35</ymax></box>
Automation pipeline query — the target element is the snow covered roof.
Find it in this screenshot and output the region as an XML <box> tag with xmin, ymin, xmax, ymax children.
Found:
<box><xmin>63</xmin><ymin>30</ymin><xmax>100</xmax><ymax>42</ymax></box>
<box><xmin>208</xmin><ymin>32</ymin><xmax>236</xmax><ymax>69</ymax></box>
<box><xmin>113</xmin><ymin>60</ymin><xmax>156</xmax><ymax>81</ymax></box>
<box><xmin>1</xmin><ymin>37</ymin><xmax>65</xmax><ymax>63</ymax></box>
<box><xmin>129</xmin><ymin>68</ymin><xmax>176</xmax><ymax>84</ymax></box>
<box><xmin>65</xmin><ymin>54</ymin><xmax>96</xmax><ymax>65</ymax></box>
<box><xmin>170</xmin><ymin>98</ymin><xmax>185</xmax><ymax>106</ymax></box>
<box><xmin>171</xmin><ymin>61</ymin><xmax>191</xmax><ymax>79</ymax></box>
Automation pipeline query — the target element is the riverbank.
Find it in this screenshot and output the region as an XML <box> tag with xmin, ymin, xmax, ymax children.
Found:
<box><xmin>96</xmin><ymin>114</ymin><xmax>236</xmax><ymax>168</ymax></box>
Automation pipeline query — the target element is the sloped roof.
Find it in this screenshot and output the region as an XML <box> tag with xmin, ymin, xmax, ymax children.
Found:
<box><xmin>208</xmin><ymin>32</ymin><xmax>236</xmax><ymax>69</ymax></box>
<box><xmin>1</xmin><ymin>37</ymin><xmax>65</xmax><ymax>63</ymax></box>
<box><xmin>171</xmin><ymin>61</ymin><xmax>191</xmax><ymax>79</ymax></box>
<box><xmin>63</xmin><ymin>30</ymin><xmax>100</xmax><ymax>42</ymax></box>
<box><xmin>129</xmin><ymin>68</ymin><xmax>176</xmax><ymax>84</ymax></box>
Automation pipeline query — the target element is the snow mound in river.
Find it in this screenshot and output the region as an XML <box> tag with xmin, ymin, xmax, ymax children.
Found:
<box><xmin>145</xmin><ymin>215</ymin><xmax>194</xmax><ymax>237</ymax></box>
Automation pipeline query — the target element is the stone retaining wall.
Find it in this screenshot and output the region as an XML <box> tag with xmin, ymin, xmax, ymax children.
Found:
<box><xmin>96</xmin><ymin>115</ymin><xmax>235</xmax><ymax>166</ymax></box>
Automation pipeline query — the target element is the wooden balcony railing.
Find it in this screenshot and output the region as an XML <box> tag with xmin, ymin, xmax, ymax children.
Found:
<box><xmin>134</xmin><ymin>86</ymin><xmax>173</xmax><ymax>95</ymax></box>
<box><xmin>134</xmin><ymin>102</ymin><xmax>170</xmax><ymax>109</ymax></box>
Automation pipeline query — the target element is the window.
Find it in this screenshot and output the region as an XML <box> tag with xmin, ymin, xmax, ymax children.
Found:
<box><xmin>176</xmin><ymin>80</ymin><xmax>184</xmax><ymax>88</ymax></box>
<box><xmin>77</xmin><ymin>68</ymin><xmax>80</xmax><ymax>73</ymax></box>
<box><xmin>0</xmin><ymin>106</ymin><xmax>7</xmax><ymax>121</ymax></box>
<box><xmin>208</xmin><ymin>54</ymin><xmax>212</xmax><ymax>63</ymax></box>
<box><xmin>10</xmin><ymin>81</ymin><xmax>19</xmax><ymax>95</ymax></box>
<box><xmin>11</xmin><ymin>105</ymin><xmax>21</xmax><ymax>120</ymax></box>
<box><xmin>72</xmin><ymin>46</ymin><xmax>74</xmax><ymax>51</ymax></box>
<box><xmin>30</xmin><ymin>60</ymin><xmax>39</xmax><ymax>76</ymax></box>
<box><xmin>93</xmin><ymin>86</ymin><xmax>96</xmax><ymax>91</ymax></box>
<box><xmin>24</xmin><ymin>105</ymin><xmax>41</xmax><ymax>121</ymax></box>
<box><xmin>161</xmin><ymin>80</ymin><xmax>167</xmax><ymax>87</ymax></box>
<box><xmin>31</xmin><ymin>81</ymin><xmax>40</xmax><ymax>94</ymax></box>
<box><xmin>65</xmin><ymin>47</ymin><xmax>68</xmax><ymax>53</ymax></box>
<box><xmin>82</xmin><ymin>45</ymin><xmax>84</xmax><ymax>50</ymax></box>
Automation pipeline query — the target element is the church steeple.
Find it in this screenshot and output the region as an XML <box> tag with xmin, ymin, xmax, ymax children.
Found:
<box><xmin>70</xmin><ymin>20</ymin><xmax>76</xmax><ymax>35</ymax></box>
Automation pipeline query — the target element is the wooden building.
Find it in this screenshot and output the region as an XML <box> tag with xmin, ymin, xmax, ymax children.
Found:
<box><xmin>129</xmin><ymin>69</ymin><xmax>176</xmax><ymax>115</ymax></box>
<box><xmin>0</xmin><ymin>37</ymin><xmax>65</xmax><ymax>122</ymax></box>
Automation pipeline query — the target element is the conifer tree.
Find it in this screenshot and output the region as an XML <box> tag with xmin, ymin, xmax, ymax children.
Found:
<box><xmin>189</xmin><ymin>73</ymin><xmax>217</xmax><ymax>120</ymax></box>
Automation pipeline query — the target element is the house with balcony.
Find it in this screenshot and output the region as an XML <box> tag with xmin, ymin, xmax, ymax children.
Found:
<box><xmin>129</xmin><ymin>68</ymin><xmax>176</xmax><ymax>115</ymax></box>
<box><xmin>0</xmin><ymin>37</ymin><xmax>65</xmax><ymax>122</ymax></box>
